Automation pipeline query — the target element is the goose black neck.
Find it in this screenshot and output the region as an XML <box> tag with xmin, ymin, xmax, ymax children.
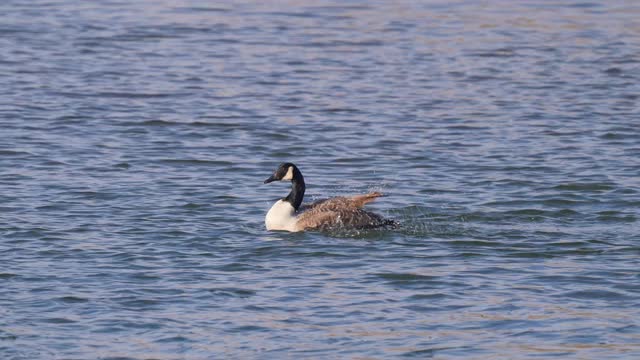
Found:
<box><xmin>284</xmin><ymin>168</ymin><xmax>305</xmax><ymax>210</ymax></box>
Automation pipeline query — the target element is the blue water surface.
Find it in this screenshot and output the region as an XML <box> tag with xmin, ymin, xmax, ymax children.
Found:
<box><xmin>1</xmin><ymin>0</ymin><xmax>639</xmax><ymax>359</ymax></box>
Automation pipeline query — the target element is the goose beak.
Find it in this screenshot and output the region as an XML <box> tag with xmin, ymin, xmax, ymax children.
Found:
<box><xmin>264</xmin><ymin>175</ymin><xmax>277</xmax><ymax>184</ymax></box>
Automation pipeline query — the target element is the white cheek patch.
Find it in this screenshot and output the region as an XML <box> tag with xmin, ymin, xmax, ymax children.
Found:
<box><xmin>282</xmin><ymin>166</ymin><xmax>294</xmax><ymax>180</ymax></box>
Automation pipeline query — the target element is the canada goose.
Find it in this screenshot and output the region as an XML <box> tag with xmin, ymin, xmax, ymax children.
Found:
<box><xmin>263</xmin><ymin>162</ymin><xmax>397</xmax><ymax>232</ymax></box>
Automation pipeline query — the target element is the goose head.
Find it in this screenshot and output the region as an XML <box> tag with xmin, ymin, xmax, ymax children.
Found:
<box><xmin>264</xmin><ymin>162</ymin><xmax>306</xmax><ymax>211</ymax></box>
<box><xmin>264</xmin><ymin>162</ymin><xmax>300</xmax><ymax>183</ymax></box>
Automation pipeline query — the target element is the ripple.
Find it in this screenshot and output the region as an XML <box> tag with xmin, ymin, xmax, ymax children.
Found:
<box><xmin>56</xmin><ymin>296</ymin><xmax>89</xmax><ymax>304</ymax></box>
<box><xmin>207</xmin><ymin>287</ymin><xmax>256</xmax><ymax>298</ymax></box>
<box><xmin>373</xmin><ymin>272</ymin><xmax>438</xmax><ymax>281</ymax></box>
<box><xmin>553</xmin><ymin>183</ymin><xmax>616</xmax><ymax>192</ymax></box>
<box><xmin>558</xmin><ymin>290</ymin><xmax>633</xmax><ymax>301</ymax></box>
<box><xmin>43</xmin><ymin>317</ymin><xmax>76</xmax><ymax>324</ymax></box>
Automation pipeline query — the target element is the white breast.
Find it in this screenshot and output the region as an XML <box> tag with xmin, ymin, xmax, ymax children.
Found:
<box><xmin>265</xmin><ymin>200</ymin><xmax>299</xmax><ymax>232</ymax></box>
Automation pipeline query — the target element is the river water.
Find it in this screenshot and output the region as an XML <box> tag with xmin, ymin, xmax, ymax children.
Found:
<box><xmin>1</xmin><ymin>1</ymin><xmax>639</xmax><ymax>359</ymax></box>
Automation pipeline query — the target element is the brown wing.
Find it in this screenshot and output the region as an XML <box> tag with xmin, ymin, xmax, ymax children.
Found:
<box><xmin>301</xmin><ymin>192</ymin><xmax>384</xmax><ymax>211</ymax></box>
<box><xmin>348</xmin><ymin>192</ymin><xmax>384</xmax><ymax>207</ymax></box>
<box><xmin>296</xmin><ymin>192</ymin><xmax>391</xmax><ymax>231</ymax></box>
<box><xmin>295</xmin><ymin>209</ymin><xmax>340</xmax><ymax>230</ymax></box>
<box><xmin>297</xmin><ymin>207</ymin><xmax>391</xmax><ymax>231</ymax></box>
